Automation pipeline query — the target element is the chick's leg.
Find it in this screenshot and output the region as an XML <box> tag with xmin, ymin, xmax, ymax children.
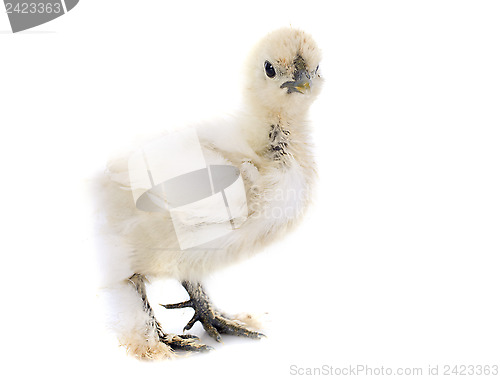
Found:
<box><xmin>128</xmin><ymin>274</ymin><xmax>211</xmax><ymax>352</ymax></box>
<box><xmin>161</xmin><ymin>281</ymin><xmax>265</xmax><ymax>342</ymax></box>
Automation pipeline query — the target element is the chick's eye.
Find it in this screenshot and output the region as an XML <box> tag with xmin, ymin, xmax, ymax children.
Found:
<box><xmin>264</xmin><ymin>61</ymin><xmax>276</xmax><ymax>78</ymax></box>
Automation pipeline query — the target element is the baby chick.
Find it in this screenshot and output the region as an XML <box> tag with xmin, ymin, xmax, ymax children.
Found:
<box><xmin>95</xmin><ymin>27</ymin><xmax>323</xmax><ymax>359</ymax></box>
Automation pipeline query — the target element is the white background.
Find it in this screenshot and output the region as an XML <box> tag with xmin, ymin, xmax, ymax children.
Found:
<box><xmin>1</xmin><ymin>1</ymin><xmax>499</xmax><ymax>378</ymax></box>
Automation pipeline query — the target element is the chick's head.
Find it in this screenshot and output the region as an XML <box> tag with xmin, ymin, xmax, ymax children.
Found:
<box><xmin>244</xmin><ymin>27</ymin><xmax>323</xmax><ymax>118</ymax></box>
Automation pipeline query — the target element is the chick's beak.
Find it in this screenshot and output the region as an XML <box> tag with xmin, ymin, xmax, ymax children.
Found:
<box><xmin>280</xmin><ymin>69</ymin><xmax>312</xmax><ymax>94</ymax></box>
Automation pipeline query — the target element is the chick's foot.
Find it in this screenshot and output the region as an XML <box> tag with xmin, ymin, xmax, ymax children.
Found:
<box><xmin>158</xmin><ymin>333</ymin><xmax>213</xmax><ymax>352</ymax></box>
<box><xmin>161</xmin><ymin>281</ymin><xmax>265</xmax><ymax>342</ymax></box>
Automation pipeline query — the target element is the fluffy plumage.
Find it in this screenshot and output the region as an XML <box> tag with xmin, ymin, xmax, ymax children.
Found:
<box><xmin>93</xmin><ymin>27</ymin><xmax>323</xmax><ymax>359</ymax></box>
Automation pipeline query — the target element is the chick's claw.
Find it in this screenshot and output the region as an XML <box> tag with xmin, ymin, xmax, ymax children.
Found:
<box><xmin>160</xmin><ymin>334</ymin><xmax>213</xmax><ymax>352</ymax></box>
<box><xmin>203</xmin><ymin>314</ymin><xmax>266</xmax><ymax>340</ymax></box>
<box><xmin>184</xmin><ymin>309</ymin><xmax>265</xmax><ymax>342</ymax></box>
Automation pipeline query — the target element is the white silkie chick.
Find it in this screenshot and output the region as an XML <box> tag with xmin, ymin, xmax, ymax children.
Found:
<box><xmin>94</xmin><ymin>27</ymin><xmax>323</xmax><ymax>359</ymax></box>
